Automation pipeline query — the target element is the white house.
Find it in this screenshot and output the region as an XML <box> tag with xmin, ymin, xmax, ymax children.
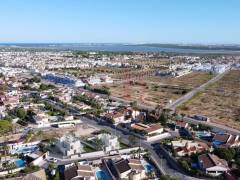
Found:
<box><xmin>98</xmin><ymin>133</ymin><xmax>120</xmax><ymax>152</ymax></box>
<box><xmin>105</xmin><ymin>112</ymin><xmax>127</xmax><ymax>124</ymax></box>
<box><xmin>33</xmin><ymin>113</ymin><xmax>49</xmax><ymax>128</ymax></box>
<box><xmin>87</xmin><ymin>76</ymin><xmax>101</xmax><ymax>85</ymax></box>
<box><xmin>131</xmin><ymin>109</ymin><xmax>141</xmax><ymax>120</ymax></box>
<box><xmin>75</xmin><ymin>79</ymin><xmax>86</xmax><ymax>87</ymax></box>
<box><xmin>56</xmin><ymin>135</ymin><xmax>84</xmax><ymax>157</ymax></box>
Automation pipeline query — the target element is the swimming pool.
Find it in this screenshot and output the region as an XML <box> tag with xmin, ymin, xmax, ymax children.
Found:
<box><xmin>144</xmin><ymin>164</ymin><xmax>154</xmax><ymax>173</ymax></box>
<box><xmin>14</xmin><ymin>146</ymin><xmax>38</xmax><ymax>154</ymax></box>
<box><xmin>96</xmin><ymin>170</ymin><xmax>108</xmax><ymax>180</ymax></box>
<box><xmin>15</xmin><ymin>159</ymin><xmax>26</xmax><ymax>167</ymax></box>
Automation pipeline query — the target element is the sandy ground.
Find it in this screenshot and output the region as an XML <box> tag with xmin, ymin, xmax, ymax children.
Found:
<box><xmin>107</xmin><ymin>72</ymin><xmax>214</xmax><ymax>108</ymax></box>
<box><xmin>0</xmin><ymin>133</ymin><xmax>22</xmax><ymax>143</ymax></box>
<box><xmin>178</xmin><ymin>70</ymin><xmax>240</xmax><ymax>129</ymax></box>
<box><xmin>146</xmin><ymin>72</ymin><xmax>215</xmax><ymax>89</ymax></box>
<box><xmin>31</xmin><ymin>123</ymin><xmax>99</xmax><ymax>142</ymax></box>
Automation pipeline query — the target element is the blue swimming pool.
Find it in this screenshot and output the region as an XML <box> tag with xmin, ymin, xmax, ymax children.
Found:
<box><xmin>15</xmin><ymin>146</ymin><xmax>38</xmax><ymax>154</ymax></box>
<box><xmin>15</xmin><ymin>159</ymin><xmax>26</xmax><ymax>167</ymax></box>
<box><xmin>144</xmin><ymin>164</ymin><xmax>154</xmax><ymax>173</ymax></box>
<box><xmin>96</xmin><ymin>170</ymin><xmax>108</xmax><ymax>180</ymax></box>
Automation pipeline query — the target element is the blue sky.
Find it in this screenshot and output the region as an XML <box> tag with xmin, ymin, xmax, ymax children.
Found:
<box><xmin>0</xmin><ymin>0</ymin><xmax>239</xmax><ymax>44</ymax></box>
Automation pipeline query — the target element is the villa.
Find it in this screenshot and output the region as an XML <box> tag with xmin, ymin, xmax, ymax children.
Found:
<box><xmin>131</xmin><ymin>123</ymin><xmax>164</xmax><ymax>136</ymax></box>
<box><xmin>76</xmin><ymin>163</ymin><xmax>95</xmax><ymax>180</ymax></box>
<box><xmin>33</xmin><ymin>113</ymin><xmax>49</xmax><ymax>128</ymax></box>
<box><xmin>175</xmin><ymin>120</ymin><xmax>189</xmax><ymax>130</ymax></box>
<box><xmin>113</xmin><ymin>158</ymin><xmax>132</xmax><ymax>179</ymax></box>
<box><xmin>171</xmin><ymin>140</ymin><xmax>210</xmax><ymax>157</ymax></box>
<box><xmin>128</xmin><ymin>159</ymin><xmax>146</xmax><ymax>179</ymax></box>
<box><xmin>198</xmin><ymin>153</ymin><xmax>229</xmax><ymax>176</ymax></box>
<box><xmin>98</xmin><ymin>133</ymin><xmax>120</xmax><ymax>152</ymax></box>
<box><xmin>212</xmin><ymin>133</ymin><xmax>240</xmax><ymax>148</ymax></box>
<box><xmin>56</xmin><ymin>135</ymin><xmax>84</xmax><ymax>157</ymax></box>
<box><xmin>104</xmin><ymin>111</ymin><xmax>127</xmax><ymax>124</ymax></box>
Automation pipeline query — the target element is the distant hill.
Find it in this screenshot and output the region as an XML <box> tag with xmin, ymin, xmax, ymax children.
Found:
<box><xmin>138</xmin><ymin>43</ymin><xmax>240</xmax><ymax>51</ymax></box>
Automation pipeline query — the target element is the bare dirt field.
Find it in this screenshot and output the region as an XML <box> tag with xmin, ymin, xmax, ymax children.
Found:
<box><xmin>31</xmin><ymin>124</ymin><xmax>98</xmax><ymax>142</ymax></box>
<box><xmin>108</xmin><ymin>81</ymin><xmax>185</xmax><ymax>107</ymax></box>
<box><xmin>146</xmin><ymin>72</ymin><xmax>215</xmax><ymax>89</ymax></box>
<box><xmin>107</xmin><ymin>72</ymin><xmax>214</xmax><ymax>108</ymax></box>
<box><xmin>177</xmin><ymin>70</ymin><xmax>240</xmax><ymax>129</ymax></box>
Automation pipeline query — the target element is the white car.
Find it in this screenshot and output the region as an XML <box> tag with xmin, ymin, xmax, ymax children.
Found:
<box><xmin>47</xmin><ymin>157</ymin><xmax>58</xmax><ymax>163</ymax></box>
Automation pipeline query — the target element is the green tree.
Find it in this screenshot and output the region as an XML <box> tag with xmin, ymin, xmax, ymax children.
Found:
<box><xmin>179</xmin><ymin>160</ymin><xmax>190</xmax><ymax>171</ymax></box>
<box><xmin>15</xmin><ymin>108</ymin><xmax>27</xmax><ymax>119</ymax></box>
<box><xmin>158</xmin><ymin>113</ymin><xmax>167</xmax><ymax>126</ymax></box>
<box><xmin>214</xmin><ymin>148</ymin><xmax>236</xmax><ymax>162</ymax></box>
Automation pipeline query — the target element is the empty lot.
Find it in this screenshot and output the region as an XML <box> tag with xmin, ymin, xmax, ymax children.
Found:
<box><xmin>178</xmin><ymin>70</ymin><xmax>240</xmax><ymax>129</ymax></box>
<box><xmin>107</xmin><ymin>72</ymin><xmax>214</xmax><ymax>108</ymax></box>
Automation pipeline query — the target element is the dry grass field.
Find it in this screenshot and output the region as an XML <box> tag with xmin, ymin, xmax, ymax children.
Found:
<box><xmin>146</xmin><ymin>72</ymin><xmax>215</xmax><ymax>89</ymax></box>
<box><xmin>107</xmin><ymin>72</ymin><xmax>215</xmax><ymax>107</ymax></box>
<box><xmin>178</xmin><ymin>70</ymin><xmax>240</xmax><ymax>129</ymax></box>
<box><xmin>108</xmin><ymin>81</ymin><xmax>187</xmax><ymax>107</ymax></box>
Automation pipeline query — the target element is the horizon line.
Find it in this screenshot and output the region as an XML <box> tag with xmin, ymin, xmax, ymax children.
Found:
<box><xmin>1</xmin><ymin>42</ymin><xmax>240</xmax><ymax>46</ymax></box>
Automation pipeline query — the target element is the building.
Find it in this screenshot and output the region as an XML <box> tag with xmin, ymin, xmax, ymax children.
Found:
<box><xmin>128</xmin><ymin>159</ymin><xmax>146</xmax><ymax>180</ymax></box>
<box><xmin>212</xmin><ymin>133</ymin><xmax>240</xmax><ymax>148</ymax></box>
<box><xmin>192</xmin><ymin>114</ymin><xmax>209</xmax><ymax>122</ymax></box>
<box><xmin>198</xmin><ymin>153</ymin><xmax>229</xmax><ymax>176</ymax></box>
<box><xmin>175</xmin><ymin>120</ymin><xmax>189</xmax><ymax>130</ymax></box>
<box><xmin>171</xmin><ymin>140</ymin><xmax>210</xmax><ymax>157</ymax></box>
<box><xmin>56</xmin><ymin>135</ymin><xmax>83</xmax><ymax>157</ymax></box>
<box><xmin>75</xmin><ymin>79</ymin><xmax>86</xmax><ymax>87</ymax></box>
<box><xmin>87</xmin><ymin>76</ymin><xmax>101</xmax><ymax>85</ymax></box>
<box><xmin>18</xmin><ymin>169</ymin><xmax>47</xmax><ymax>180</ymax></box>
<box><xmin>27</xmin><ymin>151</ymin><xmax>48</xmax><ymax>167</ymax></box>
<box><xmin>131</xmin><ymin>123</ymin><xmax>164</xmax><ymax>136</ymax></box>
<box><xmin>76</xmin><ymin>163</ymin><xmax>95</xmax><ymax>180</ymax></box>
<box><xmin>33</xmin><ymin>113</ymin><xmax>49</xmax><ymax>128</ymax></box>
<box><xmin>98</xmin><ymin>133</ymin><xmax>120</xmax><ymax>152</ymax></box>
<box><xmin>104</xmin><ymin>112</ymin><xmax>127</xmax><ymax>124</ymax></box>
<box><xmin>63</xmin><ymin>163</ymin><xmax>78</xmax><ymax>180</ymax></box>
<box><xmin>113</xmin><ymin>159</ymin><xmax>132</xmax><ymax>179</ymax></box>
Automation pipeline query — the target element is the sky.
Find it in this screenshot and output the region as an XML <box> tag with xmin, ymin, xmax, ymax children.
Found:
<box><xmin>0</xmin><ymin>0</ymin><xmax>240</xmax><ymax>44</ymax></box>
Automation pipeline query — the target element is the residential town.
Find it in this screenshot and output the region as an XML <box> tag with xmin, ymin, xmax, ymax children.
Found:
<box><xmin>0</xmin><ymin>48</ymin><xmax>240</xmax><ymax>180</ymax></box>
